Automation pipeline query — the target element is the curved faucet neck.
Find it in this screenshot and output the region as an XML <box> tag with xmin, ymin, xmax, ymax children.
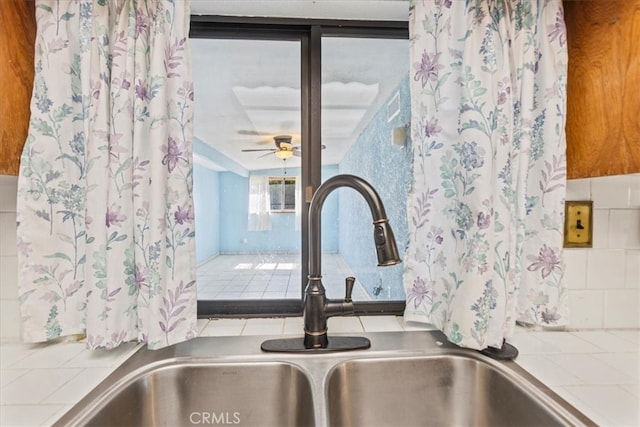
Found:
<box><xmin>308</xmin><ymin>174</ymin><xmax>391</xmax><ymax>277</ymax></box>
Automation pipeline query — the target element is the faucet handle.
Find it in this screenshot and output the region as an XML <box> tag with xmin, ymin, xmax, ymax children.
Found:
<box><xmin>345</xmin><ymin>276</ymin><xmax>356</xmax><ymax>302</ymax></box>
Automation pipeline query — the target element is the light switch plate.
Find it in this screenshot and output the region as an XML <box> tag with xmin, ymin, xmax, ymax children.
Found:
<box><xmin>564</xmin><ymin>201</ymin><xmax>593</xmax><ymax>248</ymax></box>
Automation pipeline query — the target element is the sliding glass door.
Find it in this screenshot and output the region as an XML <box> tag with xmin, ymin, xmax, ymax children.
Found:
<box><xmin>190</xmin><ymin>33</ymin><xmax>305</xmax><ymax>313</ymax></box>
<box><xmin>190</xmin><ymin>18</ymin><xmax>409</xmax><ymax>316</ymax></box>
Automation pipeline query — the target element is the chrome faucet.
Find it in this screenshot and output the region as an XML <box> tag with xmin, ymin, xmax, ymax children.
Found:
<box><xmin>262</xmin><ymin>174</ymin><xmax>401</xmax><ymax>352</ymax></box>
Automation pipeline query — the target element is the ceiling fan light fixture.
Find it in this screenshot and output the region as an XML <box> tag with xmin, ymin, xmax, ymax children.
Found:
<box><xmin>275</xmin><ymin>149</ymin><xmax>293</xmax><ymax>160</ymax></box>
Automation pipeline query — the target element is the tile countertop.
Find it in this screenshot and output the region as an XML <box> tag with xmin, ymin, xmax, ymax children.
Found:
<box><xmin>1</xmin><ymin>317</ymin><xmax>638</xmax><ymax>427</ymax></box>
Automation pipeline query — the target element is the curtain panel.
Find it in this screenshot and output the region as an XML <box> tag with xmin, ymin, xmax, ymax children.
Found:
<box><xmin>17</xmin><ymin>0</ymin><xmax>197</xmax><ymax>349</ymax></box>
<box><xmin>404</xmin><ymin>0</ymin><xmax>568</xmax><ymax>350</ymax></box>
<box><xmin>247</xmin><ymin>175</ymin><xmax>272</xmax><ymax>231</ymax></box>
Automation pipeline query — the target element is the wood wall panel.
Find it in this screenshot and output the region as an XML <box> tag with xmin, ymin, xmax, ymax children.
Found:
<box><xmin>0</xmin><ymin>0</ymin><xmax>36</xmax><ymax>176</ymax></box>
<box><xmin>564</xmin><ymin>0</ymin><xmax>640</xmax><ymax>179</ymax></box>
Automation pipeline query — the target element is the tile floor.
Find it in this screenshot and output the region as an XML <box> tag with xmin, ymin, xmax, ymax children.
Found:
<box><xmin>1</xmin><ymin>318</ymin><xmax>638</xmax><ymax>426</ymax></box>
<box><xmin>197</xmin><ymin>253</ymin><xmax>372</xmax><ymax>301</ymax></box>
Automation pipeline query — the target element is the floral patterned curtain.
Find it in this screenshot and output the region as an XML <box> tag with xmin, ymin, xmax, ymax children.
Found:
<box><xmin>404</xmin><ymin>0</ymin><xmax>568</xmax><ymax>350</ymax></box>
<box><xmin>17</xmin><ymin>0</ymin><xmax>197</xmax><ymax>349</ymax></box>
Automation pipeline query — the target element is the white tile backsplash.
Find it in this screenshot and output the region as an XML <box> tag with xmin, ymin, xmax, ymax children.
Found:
<box><xmin>567</xmin><ymin>290</ymin><xmax>604</xmax><ymax>329</ymax></box>
<box><xmin>0</xmin><ymin>212</ymin><xmax>17</xmax><ymax>257</ymax></box>
<box><xmin>609</xmin><ymin>209</ymin><xmax>640</xmax><ymax>249</ymax></box>
<box><xmin>626</xmin><ymin>250</ymin><xmax>640</xmax><ymax>288</ymax></box>
<box><xmin>564</xmin><ymin>173</ymin><xmax>640</xmax><ymax>329</ymax></box>
<box><xmin>0</xmin><ymin>175</ymin><xmax>18</xmax><ymax>212</ymax></box>
<box><xmin>562</xmin><ymin>250</ymin><xmax>587</xmax><ymax>289</ymax></box>
<box><xmin>603</xmin><ymin>290</ymin><xmax>639</xmax><ymax>328</ymax></box>
<box><xmin>586</xmin><ymin>249</ymin><xmax>626</xmax><ymax>289</ymax></box>
<box><xmin>591</xmin><ymin>208</ymin><xmax>610</xmax><ymax>248</ymax></box>
<box><xmin>1</xmin><ymin>176</ymin><xmax>21</xmax><ymax>343</ymax></box>
<box><xmin>591</xmin><ymin>175</ymin><xmax>631</xmax><ymax>208</ymax></box>
<box><xmin>1</xmin><ymin>298</ymin><xmax>21</xmax><ymax>341</ymax></box>
<box><xmin>630</xmin><ymin>174</ymin><xmax>640</xmax><ymax>207</ymax></box>
<box><xmin>0</xmin><ymin>254</ymin><xmax>18</xmax><ymax>299</ymax></box>
<box><xmin>565</xmin><ymin>178</ymin><xmax>591</xmax><ymax>200</ymax></box>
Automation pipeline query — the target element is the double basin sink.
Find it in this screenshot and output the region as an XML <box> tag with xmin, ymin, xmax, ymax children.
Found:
<box><xmin>54</xmin><ymin>331</ymin><xmax>595</xmax><ymax>426</ymax></box>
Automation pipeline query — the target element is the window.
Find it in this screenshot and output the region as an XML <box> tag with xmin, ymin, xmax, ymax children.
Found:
<box><xmin>191</xmin><ymin>16</ymin><xmax>409</xmax><ymax>317</ymax></box>
<box><xmin>269</xmin><ymin>177</ymin><xmax>296</xmax><ymax>212</ymax></box>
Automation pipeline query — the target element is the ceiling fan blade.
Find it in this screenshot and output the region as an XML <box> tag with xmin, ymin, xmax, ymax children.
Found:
<box><xmin>237</xmin><ymin>129</ymin><xmax>272</xmax><ymax>136</ymax></box>
<box><xmin>241</xmin><ymin>148</ymin><xmax>276</xmax><ymax>152</ymax></box>
<box><xmin>257</xmin><ymin>152</ymin><xmax>275</xmax><ymax>158</ymax></box>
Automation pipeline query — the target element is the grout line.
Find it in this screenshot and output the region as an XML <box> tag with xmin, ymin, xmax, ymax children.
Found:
<box><xmin>238</xmin><ymin>319</ymin><xmax>247</xmax><ymax>336</ymax></box>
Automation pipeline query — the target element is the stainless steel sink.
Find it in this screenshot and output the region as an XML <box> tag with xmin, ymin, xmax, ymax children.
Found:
<box><xmin>54</xmin><ymin>331</ymin><xmax>595</xmax><ymax>427</ymax></box>
<box><xmin>60</xmin><ymin>361</ymin><xmax>314</xmax><ymax>426</ymax></box>
<box><xmin>327</xmin><ymin>354</ymin><xmax>586</xmax><ymax>427</ymax></box>
<box><xmin>55</xmin><ymin>340</ymin><xmax>316</xmax><ymax>427</ymax></box>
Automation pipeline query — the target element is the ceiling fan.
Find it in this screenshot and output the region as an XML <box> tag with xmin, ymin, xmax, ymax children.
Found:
<box><xmin>241</xmin><ymin>135</ymin><xmax>325</xmax><ymax>160</ymax></box>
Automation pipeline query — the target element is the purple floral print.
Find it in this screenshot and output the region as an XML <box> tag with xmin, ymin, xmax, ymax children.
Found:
<box><xmin>527</xmin><ymin>245</ymin><xmax>562</xmax><ymax>279</ymax></box>
<box><xmin>162</xmin><ymin>137</ymin><xmax>188</xmax><ymax>172</ymax></box>
<box><xmin>413</xmin><ymin>51</ymin><xmax>444</xmax><ymax>88</ymax></box>
<box><xmin>106</xmin><ymin>204</ymin><xmax>126</xmax><ymax>228</ymax></box>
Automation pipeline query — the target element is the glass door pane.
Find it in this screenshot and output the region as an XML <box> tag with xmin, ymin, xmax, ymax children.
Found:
<box><xmin>320</xmin><ymin>36</ymin><xmax>410</xmax><ymax>301</ymax></box>
<box><xmin>191</xmin><ymin>38</ymin><xmax>303</xmax><ymax>301</ymax></box>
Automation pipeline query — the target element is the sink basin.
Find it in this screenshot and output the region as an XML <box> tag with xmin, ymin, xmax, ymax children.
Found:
<box><xmin>58</xmin><ymin>360</ymin><xmax>314</xmax><ymax>427</ymax></box>
<box><xmin>54</xmin><ymin>332</ymin><xmax>594</xmax><ymax>427</ymax></box>
<box><xmin>327</xmin><ymin>354</ymin><xmax>585</xmax><ymax>427</ymax></box>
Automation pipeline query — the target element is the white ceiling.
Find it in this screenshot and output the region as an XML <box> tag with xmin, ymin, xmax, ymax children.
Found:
<box><xmin>190</xmin><ymin>1</ymin><xmax>410</xmax><ymax>172</ymax></box>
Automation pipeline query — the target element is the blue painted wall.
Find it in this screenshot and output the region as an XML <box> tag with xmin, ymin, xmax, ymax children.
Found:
<box><xmin>337</xmin><ymin>75</ymin><xmax>411</xmax><ymax>300</ymax></box>
<box><xmin>320</xmin><ymin>165</ymin><xmax>340</xmax><ymax>253</ymax></box>
<box><xmin>193</xmin><ymin>163</ymin><xmax>220</xmax><ymax>263</ymax></box>
<box><xmin>218</xmin><ymin>165</ymin><xmax>340</xmax><ymax>254</ymax></box>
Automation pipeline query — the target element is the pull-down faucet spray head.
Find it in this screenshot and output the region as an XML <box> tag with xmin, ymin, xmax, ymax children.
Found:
<box><xmin>373</xmin><ymin>219</ymin><xmax>401</xmax><ymax>267</ymax></box>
